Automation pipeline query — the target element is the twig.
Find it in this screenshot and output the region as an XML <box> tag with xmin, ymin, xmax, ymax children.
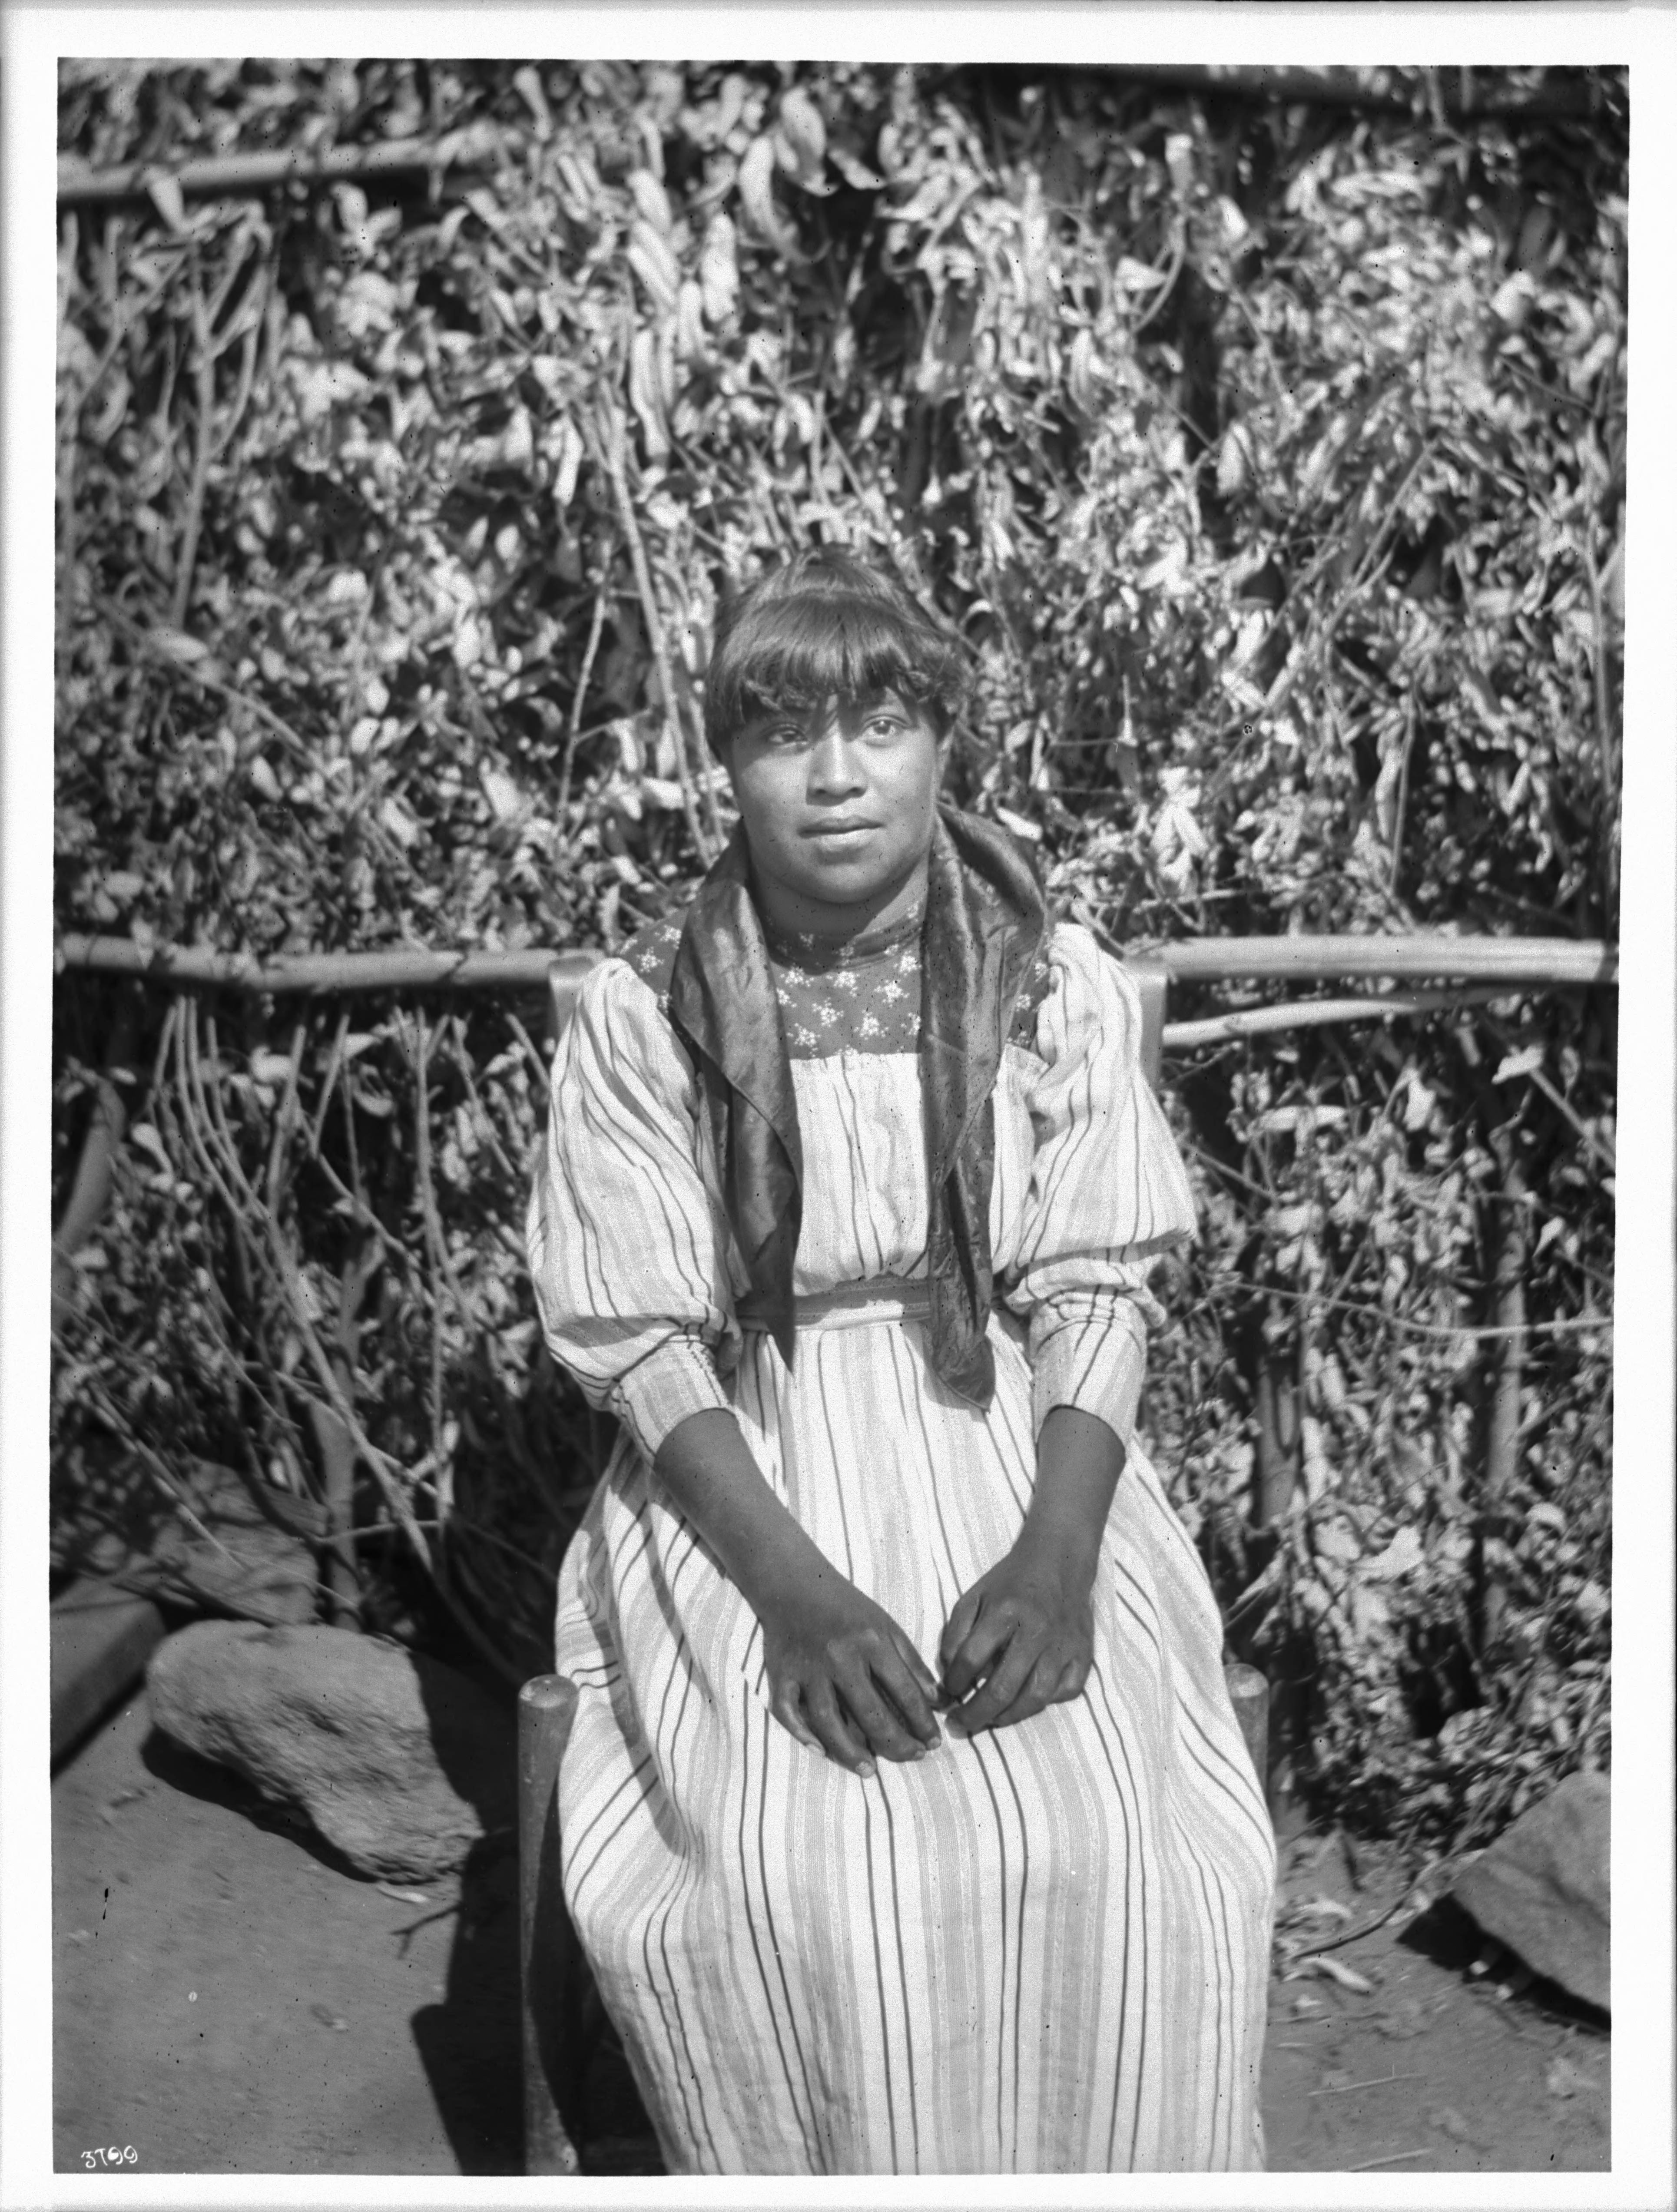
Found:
<box><xmin>598</xmin><ymin>398</ymin><xmax>715</xmax><ymax>866</ymax></box>
<box><xmin>557</xmin><ymin>582</ymin><xmax>608</xmax><ymax>829</ymax></box>
<box><xmin>1583</xmin><ymin>542</ymin><xmax>1619</xmax><ymax>918</ymax></box>
<box><xmin>169</xmin><ymin>258</ymin><xmax>216</xmax><ymax>629</ymax></box>
<box><xmin>51</xmin><ymin>987</ymin><xmax>141</xmax><ymax>1309</ymax></box>
<box><xmin>682</xmin><ymin>686</ymin><xmax>726</xmax><ymax>851</ymax></box>
<box><xmin>307</xmin><ymin>1145</ymin><xmax>404</xmax><ymax>1272</ymax></box>
<box><xmin>263</xmin><ymin>1018</ymin><xmax>308</xmax><ymax>1216</ymax></box>
<box><xmin>504</xmin><ymin>1009</ymin><xmax>552</xmax><ymax>1094</ymax></box>
<box><xmin>1309</xmin><ymin>2071</ymin><xmax>1425</xmax><ymax>2096</ymax></box>
<box><xmin>89</xmin><ymin>589</ymin><xmax>315</xmax><ymax>766</ymax></box>
<box><xmin>56</xmin><ymin>216</ymin><xmax>82</xmax><ymax>671</ymax></box>
<box><xmin>306</xmin><ymin>1008</ymin><xmax>352</xmax><ymax>1159</ymax></box>
<box><xmin>186</xmin><ymin>1011</ymin><xmax>442</xmax><ymax>1599</ymax></box>
<box><xmin>211</xmin><ymin>307</ymin><xmax>265</xmax><ymax>464</ymax></box>
<box><xmin>1188</xmin><ymin>1273</ymin><xmax>1607</xmax><ymax>1344</ymax></box>
<box><xmin>441</xmin><ymin>1014</ymin><xmax>520</xmax><ymax>1183</ymax></box>
<box><xmin>1288</xmin><ymin>1853</ymin><xmax>1461</xmax><ymax>1959</ymax></box>
<box><xmin>1389</xmin><ymin>691</ymin><xmax>1418</xmax><ymax>894</ymax></box>
<box><xmin>1346</xmin><ymin>2149</ymin><xmax>1427</xmax><ymax>2172</ymax></box>
<box><xmin>411</xmin><ymin>1008</ymin><xmax>450</xmax><ymax>1540</ymax></box>
<box><xmin>1479</xmin><ymin>1010</ymin><xmax>1617</xmax><ymax>1174</ymax></box>
<box><xmin>1132</xmin><ymin>215</ymin><xmax>1185</xmax><ymax>337</ymax></box>
<box><xmin>82</xmin><ymin>1384</ymin><xmax>245</xmax><ymax>1567</ymax></box>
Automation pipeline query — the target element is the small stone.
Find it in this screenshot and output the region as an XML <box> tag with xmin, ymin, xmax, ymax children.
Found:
<box><xmin>1544</xmin><ymin>2054</ymin><xmax>1598</xmax><ymax>2101</ymax></box>
<box><xmin>146</xmin><ymin>1621</ymin><xmax>514</xmax><ymax>1881</ymax></box>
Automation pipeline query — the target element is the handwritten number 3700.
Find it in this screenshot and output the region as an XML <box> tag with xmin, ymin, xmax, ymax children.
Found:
<box><xmin>81</xmin><ymin>2147</ymin><xmax>138</xmax><ymax>2169</ymax></box>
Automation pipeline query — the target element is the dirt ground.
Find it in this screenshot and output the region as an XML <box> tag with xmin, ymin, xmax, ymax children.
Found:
<box><xmin>53</xmin><ymin>1693</ymin><xmax>1609</xmax><ymax>2179</ymax></box>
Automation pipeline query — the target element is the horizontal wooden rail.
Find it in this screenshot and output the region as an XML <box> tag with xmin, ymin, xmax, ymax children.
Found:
<box><xmin>57</xmin><ymin>137</ymin><xmax>485</xmax><ymax>208</ymax></box>
<box><xmin>57</xmin><ymin>931</ymin><xmax>1616</xmax><ymax>999</ymax></box>
<box><xmin>57</xmin><ymin>72</ymin><xmax>1604</xmax><ymax>216</ymax></box>
<box><xmin>1146</xmin><ymin>936</ymin><xmax>1616</xmax><ymax>988</ymax></box>
<box><xmin>1162</xmin><ymin>983</ymin><xmax>1518</xmax><ymax>1053</ymax></box>
<box><xmin>55</xmin><ymin>936</ymin><xmax>593</xmax><ymax>997</ymax></box>
<box><xmin>1083</xmin><ymin>65</ymin><xmax>1604</xmax><ymax>124</ymax></box>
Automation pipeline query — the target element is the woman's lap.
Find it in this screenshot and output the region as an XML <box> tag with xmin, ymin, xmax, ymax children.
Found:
<box><xmin>552</xmin><ymin>1321</ymin><xmax>1273</xmax><ymax>2172</ymax></box>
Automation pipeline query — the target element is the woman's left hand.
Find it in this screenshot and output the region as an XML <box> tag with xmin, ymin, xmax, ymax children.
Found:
<box><xmin>938</xmin><ymin>1530</ymin><xmax>1095</xmax><ymax>1737</ymax></box>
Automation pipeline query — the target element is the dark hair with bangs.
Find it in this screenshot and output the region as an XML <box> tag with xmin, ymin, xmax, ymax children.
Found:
<box><xmin>703</xmin><ymin>549</ymin><xmax>971</xmax><ymax>756</ymax></box>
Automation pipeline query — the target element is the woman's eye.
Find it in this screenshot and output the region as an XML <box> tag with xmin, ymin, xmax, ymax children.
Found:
<box><xmin>864</xmin><ymin>713</ymin><xmax>904</xmax><ymax>741</ymax></box>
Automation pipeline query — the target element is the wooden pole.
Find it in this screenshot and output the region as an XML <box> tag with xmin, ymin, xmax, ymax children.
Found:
<box><xmin>1223</xmin><ymin>1662</ymin><xmax>1270</xmax><ymax>1790</ymax></box>
<box><xmin>518</xmin><ymin>1673</ymin><xmax>583</xmax><ymax>2177</ymax></box>
<box><xmin>57</xmin><ymin>136</ymin><xmax>481</xmax><ymax>208</ymax></box>
<box><xmin>1481</xmin><ymin>1155</ymin><xmax>1530</xmax><ymax>1655</ymax></box>
<box><xmin>1080</xmin><ymin>64</ymin><xmax>1604</xmax><ymax>124</ymax></box>
<box><xmin>1128</xmin><ymin>957</ymin><xmax>1168</xmax><ymax>1090</ymax></box>
<box><xmin>56</xmin><ymin>936</ymin><xmax>599</xmax><ymax>999</ymax></box>
<box><xmin>1150</xmin><ymin>935</ymin><xmax>1616</xmax><ymax>988</ymax></box>
<box><xmin>56</xmin><ymin>931</ymin><xmax>1615</xmax><ymax>999</ymax></box>
<box><xmin>51</xmin><ymin>986</ymin><xmax>140</xmax><ymax>1322</ymax></box>
<box><xmin>1163</xmin><ymin>982</ymin><xmax>1520</xmax><ymax>1052</ymax></box>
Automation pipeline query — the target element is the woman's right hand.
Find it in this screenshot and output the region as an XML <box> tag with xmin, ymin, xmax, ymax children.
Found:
<box><xmin>649</xmin><ymin>1408</ymin><xmax>941</xmax><ymax>1775</ymax></box>
<box><xmin>758</xmin><ymin>1567</ymin><xmax>942</xmax><ymax>1777</ymax></box>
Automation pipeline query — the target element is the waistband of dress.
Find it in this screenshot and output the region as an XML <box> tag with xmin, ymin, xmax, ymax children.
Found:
<box><xmin>736</xmin><ymin>1274</ymin><xmax>934</xmax><ymax>1333</ymax></box>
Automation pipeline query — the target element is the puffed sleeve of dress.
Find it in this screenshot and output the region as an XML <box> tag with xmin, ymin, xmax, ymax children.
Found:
<box><xmin>1002</xmin><ymin>923</ymin><xmax>1197</xmax><ymax>1450</ymax></box>
<box><xmin>526</xmin><ymin>959</ymin><xmax>737</xmax><ymax>1465</ymax></box>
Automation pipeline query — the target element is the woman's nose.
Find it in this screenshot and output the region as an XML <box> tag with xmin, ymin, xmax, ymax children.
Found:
<box><xmin>808</xmin><ymin>722</ymin><xmax>865</xmax><ymax>796</ymax></box>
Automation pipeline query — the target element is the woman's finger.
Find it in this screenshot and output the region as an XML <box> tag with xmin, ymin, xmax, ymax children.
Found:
<box><xmin>803</xmin><ymin>1677</ymin><xmax>875</xmax><ymax>1777</ymax></box>
<box><xmin>769</xmin><ymin>1681</ymin><xmax>822</xmax><ymax>1752</ymax></box>
<box><xmin>983</xmin><ymin>1649</ymin><xmax>1074</xmax><ymax>1735</ymax></box>
<box><xmin>1053</xmin><ymin>1654</ymin><xmax>1090</xmax><ymax>1704</ymax></box>
<box><xmin>941</xmin><ymin>1601</ymin><xmax>1018</xmax><ymax>1705</ymax></box>
<box><xmin>947</xmin><ymin>1629</ymin><xmax>1042</xmax><ymax>1737</ymax></box>
<box><xmin>837</xmin><ymin>1672</ymin><xmax>925</xmax><ymax>1765</ymax></box>
<box><xmin>882</xmin><ymin>1635</ymin><xmax>943</xmax><ymax>1743</ymax></box>
<box><xmin>937</xmin><ymin>1586</ymin><xmax>982</xmax><ymax>1676</ymax></box>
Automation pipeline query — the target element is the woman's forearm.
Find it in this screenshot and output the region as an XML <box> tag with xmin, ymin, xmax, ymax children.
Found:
<box><xmin>651</xmin><ymin>1407</ymin><xmax>834</xmax><ymax>1619</ymax></box>
<box><xmin>1017</xmin><ymin>1406</ymin><xmax>1126</xmax><ymax>1593</ymax></box>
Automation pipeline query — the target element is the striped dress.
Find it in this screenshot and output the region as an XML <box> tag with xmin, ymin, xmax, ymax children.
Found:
<box><xmin>527</xmin><ymin>914</ymin><xmax>1275</xmax><ymax>2175</ymax></box>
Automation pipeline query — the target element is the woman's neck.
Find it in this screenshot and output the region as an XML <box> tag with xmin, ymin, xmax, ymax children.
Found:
<box><xmin>748</xmin><ymin>851</ymin><xmax>931</xmax><ymax>953</ymax></box>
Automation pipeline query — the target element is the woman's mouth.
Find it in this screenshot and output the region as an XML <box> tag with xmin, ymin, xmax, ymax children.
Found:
<box><xmin>802</xmin><ymin>819</ymin><xmax>878</xmax><ymax>846</ymax></box>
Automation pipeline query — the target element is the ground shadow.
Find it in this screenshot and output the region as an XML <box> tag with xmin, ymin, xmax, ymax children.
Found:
<box><xmin>408</xmin><ymin>1830</ymin><xmax>524</xmax><ymax>2174</ymax></box>
<box><xmin>137</xmin><ymin>1653</ymin><xmax>658</xmax><ymax>2174</ymax></box>
<box><xmin>405</xmin><ymin>1657</ymin><xmax>659</xmax><ymax>2176</ymax></box>
<box><xmin>1400</xmin><ymin>1893</ymin><xmax>1611</xmax><ymax>2037</ymax></box>
<box><xmin>138</xmin><ymin>1725</ymin><xmax>369</xmax><ymax>1880</ymax></box>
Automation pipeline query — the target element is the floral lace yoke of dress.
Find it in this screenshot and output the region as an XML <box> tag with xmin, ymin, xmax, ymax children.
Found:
<box><xmin>629</xmin><ymin>893</ymin><xmax>1053</xmax><ymax>1061</ymax></box>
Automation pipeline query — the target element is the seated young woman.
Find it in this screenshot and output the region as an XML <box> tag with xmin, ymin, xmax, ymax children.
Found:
<box><xmin>527</xmin><ymin>548</ymin><xmax>1275</xmax><ymax>2175</ymax></box>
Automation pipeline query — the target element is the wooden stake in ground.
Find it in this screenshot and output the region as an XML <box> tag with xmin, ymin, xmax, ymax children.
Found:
<box><xmin>1482</xmin><ymin>1144</ymin><xmax>1530</xmax><ymax>1654</ymax></box>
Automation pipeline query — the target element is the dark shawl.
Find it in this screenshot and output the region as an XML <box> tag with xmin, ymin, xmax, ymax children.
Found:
<box><xmin>666</xmin><ymin>805</ymin><xmax>1046</xmax><ymax>1409</ymax></box>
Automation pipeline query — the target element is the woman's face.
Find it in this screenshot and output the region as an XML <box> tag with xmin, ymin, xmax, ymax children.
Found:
<box><xmin>723</xmin><ymin>691</ymin><xmax>945</xmax><ymax>937</ymax></box>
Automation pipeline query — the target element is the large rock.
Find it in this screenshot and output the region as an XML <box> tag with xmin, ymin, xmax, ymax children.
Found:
<box><xmin>1450</xmin><ymin>1770</ymin><xmax>1609</xmax><ymax>2012</ymax></box>
<box><xmin>146</xmin><ymin>1621</ymin><xmax>514</xmax><ymax>1880</ymax></box>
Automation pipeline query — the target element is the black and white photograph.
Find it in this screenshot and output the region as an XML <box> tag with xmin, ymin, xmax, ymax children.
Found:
<box><xmin>4</xmin><ymin>12</ymin><xmax>1673</xmax><ymax>2204</ymax></box>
